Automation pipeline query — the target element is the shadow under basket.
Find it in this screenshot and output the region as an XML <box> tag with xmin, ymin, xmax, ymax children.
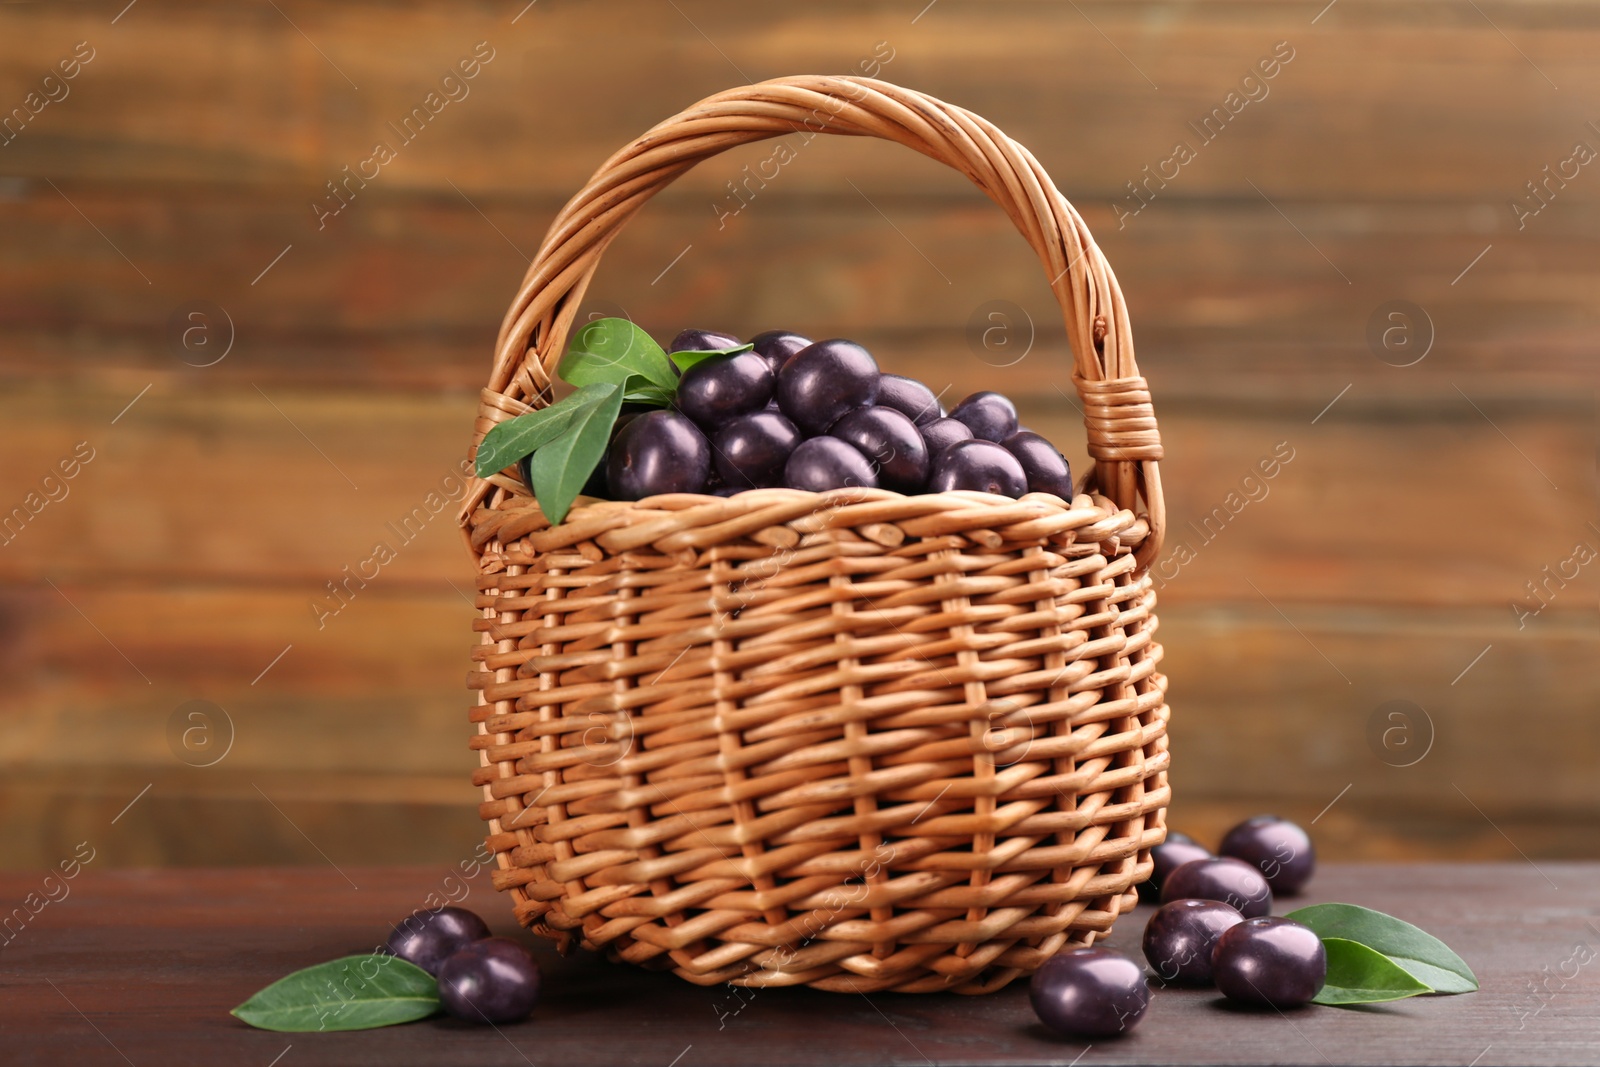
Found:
<box><xmin>460</xmin><ymin>75</ymin><xmax>1172</xmax><ymax>994</ymax></box>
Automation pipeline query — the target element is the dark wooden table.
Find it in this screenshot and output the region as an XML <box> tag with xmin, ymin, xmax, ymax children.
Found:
<box><xmin>1</xmin><ymin>864</ymin><xmax>1595</xmax><ymax>1066</ymax></box>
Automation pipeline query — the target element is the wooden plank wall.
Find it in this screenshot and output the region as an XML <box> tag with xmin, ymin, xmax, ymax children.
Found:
<box><xmin>1</xmin><ymin>0</ymin><xmax>1595</xmax><ymax>870</ymax></box>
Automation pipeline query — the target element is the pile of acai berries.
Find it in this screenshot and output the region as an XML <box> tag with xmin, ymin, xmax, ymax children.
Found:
<box><xmin>541</xmin><ymin>329</ymin><xmax>1075</xmax><ymax>502</ymax></box>
<box><xmin>1032</xmin><ymin>815</ymin><xmax>1324</xmax><ymax>1038</ymax></box>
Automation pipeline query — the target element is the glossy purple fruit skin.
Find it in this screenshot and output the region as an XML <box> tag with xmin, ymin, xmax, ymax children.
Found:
<box><xmin>526</xmin><ymin>403</ymin><xmax>657</xmax><ymax>502</ymax></box>
<box><xmin>828</xmin><ymin>406</ymin><xmax>929</xmax><ymax>493</ymax></box>
<box><xmin>1003</xmin><ymin>430</ymin><xmax>1074</xmax><ymax>499</ymax></box>
<box><xmin>676</xmin><ymin>351</ymin><xmax>775</xmax><ymax>427</ymax></box>
<box><xmin>607</xmin><ymin>410</ymin><xmax>710</xmax><ymax>499</ymax></box>
<box><xmin>1142</xmin><ymin>899</ymin><xmax>1245</xmax><ymax>985</ymax></box>
<box><xmin>1161</xmin><ymin>857</ymin><xmax>1274</xmax><ymax>918</ymax></box>
<box><xmin>784</xmin><ymin>437</ymin><xmax>877</xmax><ymax>492</ymax></box>
<box><xmin>712</xmin><ymin>411</ymin><xmax>803</xmax><ymax>489</ymax></box>
<box><xmin>1137</xmin><ymin>836</ymin><xmax>1213</xmax><ymax>903</ymax></box>
<box><xmin>436</xmin><ymin>937</ymin><xmax>541</xmax><ymax>1024</ymax></box>
<box><xmin>775</xmin><ymin>339</ymin><xmax>881</xmax><ymax>434</ymax></box>
<box><xmin>1029</xmin><ymin>948</ymin><xmax>1150</xmax><ymax>1038</ymax></box>
<box><xmin>949</xmin><ymin>391</ymin><xmax>1019</xmax><ymax>442</ymax></box>
<box><xmin>1212</xmin><ymin>917</ymin><xmax>1327</xmax><ymax>1008</ymax></box>
<box><xmin>749</xmin><ymin>329</ymin><xmax>812</xmax><ymax>375</ymax></box>
<box><xmin>1152</xmin><ymin>838</ymin><xmax>1212</xmax><ymax>884</ymax></box>
<box><xmin>384</xmin><ymin>906</ymin><xmax>490</xmax><ymax>976</ymax></box>
<box><xmin>876</xmin><ymin>374</ymin><xmax>944</xmax><ymax>426</ymax></box>
<box><xmin>669</xmin><ymin>327</ymin><xmax>741</xmax><ymax>354</ymax></box>
<box><xmin>920</xmin><ymin>417</ymin><xmax>974</xmax><ymax>459</ymax></box>
<box><xmin>928</xmin><ymin>439</ymin><xmax>1028</xmax><ymax>497</ymax></box>
<box><xmin>1220</xmin><ymin>815</ymin><xmax>1317</xmax><ymax>896</ymax></box>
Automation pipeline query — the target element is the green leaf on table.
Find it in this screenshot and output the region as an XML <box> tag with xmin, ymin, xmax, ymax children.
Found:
<box><xmin>528</xmin><ymin>379</ymin><xmax>626</xmax><ymax>524</ymax></box>
<box><xmin>1312</xmin><ymin>937</ymin><xmax>1434</xmax><ymax>1005</ymax></box>
<box><xmin>1287</xmin><ymin>902</ymin><xmax>1479</xmax><ymax>993</ymax></box>
<box><xmin>668</xmin><ymin>342</ymin><xmax>754</xmax><ymax>374</ymax></box>
<box><xmin>474</xmin><ymin>394</ymin><xmax>590</xmax><ymax>477</ymax></box>
<box><xmin>558</xmin><ymin>317</ymin><xmax>678</xmax><ymax>392</ymax></box>
<box><xmin>231</xmin><ymin>955</ymin><xmax>439</xmax><ymax>1032</ymax></box>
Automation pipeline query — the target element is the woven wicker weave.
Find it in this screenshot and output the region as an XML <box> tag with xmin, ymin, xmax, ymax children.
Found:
<box><xmin>458</xmin><ymin>75</ymin><xmax>1171</xmax><ymax>994</ymax></box>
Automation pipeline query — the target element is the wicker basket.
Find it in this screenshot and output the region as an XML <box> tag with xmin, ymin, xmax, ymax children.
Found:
<box><xmin>458</xmin><ymin>75</ymin><xmax>1171</xmax><ymax>994</ymax></box>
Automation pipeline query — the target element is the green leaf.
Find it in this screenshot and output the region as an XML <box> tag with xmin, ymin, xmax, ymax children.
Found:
<box><xmin>668</xmin><ymin>343</ymin><xmax>754</xmax><ymax>374</ymax></box>
<box><xmin>231</xmin><ymin>955</ymin><xmax>439</xmax><ymax>1032</ymax></box>
<box><xmin>623</xmin><ymin>383</ymin><xmax>675</xmax><ymax>407</ymax></box>
<box><xmin>529</xmin><ymin>379</ymin><xmax>625</xmax><ymax>524</ymax></box>
<box><xmin>558</xmin><ymin>318</ymin><xmax>677</xmax><ymax>392</ymax></box>
<box><xmin>1312</xmin><ymin>937</ymin><xmax>1434</xmax><ymax>1005</ymax></box>
<box><xmin>474</xmin><ymin>393</ymin><xmax>592</xmax><ymax>477</ymax></box>
<box><xmin>1287</xmin><ymin>902</ymin><xmax>1479</xmax><ymax>994</ymax></box>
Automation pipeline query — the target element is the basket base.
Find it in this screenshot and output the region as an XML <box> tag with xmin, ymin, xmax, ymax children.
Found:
<box><xmin>509</xmin><ymin>873</ymin><xmax>1151</xmax><ymax>993</ymax></box>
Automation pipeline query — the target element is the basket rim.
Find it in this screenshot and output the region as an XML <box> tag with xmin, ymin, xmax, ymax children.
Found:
<box><xmin>468</xmin><ymin>482</ymin><xmax>1150</xmax><ymax>560</ymax></box>
<box><xmin>458</xmin><ymin>74</ymin><xmax>1166</xmax><ymax>570</ymax></box>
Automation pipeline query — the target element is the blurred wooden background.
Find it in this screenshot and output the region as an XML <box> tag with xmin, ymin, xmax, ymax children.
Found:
<box><xmin>1</xmin><ymin>0</ymin><xmax>1595</xmax><ymax>871</ymax></box>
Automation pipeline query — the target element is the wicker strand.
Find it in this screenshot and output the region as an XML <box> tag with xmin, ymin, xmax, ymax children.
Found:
<box><xmin>1076</xmin><ymin>375</ymin><xmax>1164</xmax><ymax>463</ymax></box>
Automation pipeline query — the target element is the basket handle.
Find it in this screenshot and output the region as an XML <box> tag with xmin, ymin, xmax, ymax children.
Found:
<box><xmin>464</xmin><ymin>75</ymin><xmax>1165</xmax><ymax>567</ymax></box>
